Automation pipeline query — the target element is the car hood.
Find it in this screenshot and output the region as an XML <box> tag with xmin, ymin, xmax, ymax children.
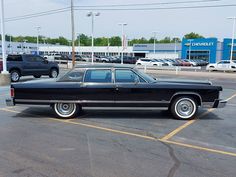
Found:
<box><xmin>155</xmin><ymin>78</ymin><xmax>212</xmax><ymax>85</ymax></box>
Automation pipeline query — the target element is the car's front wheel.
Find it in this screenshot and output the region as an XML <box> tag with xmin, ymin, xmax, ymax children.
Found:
<box><xmin>170</xmin><ymin>96</ymin><xmax>198</xmax><ymax>120</ymax></box>
<box><xmin>53</xmin><ymin>103</ymin><xmax>80</xmax><ymax>118</ymax></box>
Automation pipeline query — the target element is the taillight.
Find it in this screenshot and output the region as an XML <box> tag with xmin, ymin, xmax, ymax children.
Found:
<box><xmin>11</xmin><ymin>88</ymin><xmax>14</xmax><ymax>98</ymax></box>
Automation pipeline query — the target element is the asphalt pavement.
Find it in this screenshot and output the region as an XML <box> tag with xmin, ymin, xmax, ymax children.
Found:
<box><xmin>0</xmin><ymin>70</ymin><xmax>236</xmax><ymax>177</ymax></box>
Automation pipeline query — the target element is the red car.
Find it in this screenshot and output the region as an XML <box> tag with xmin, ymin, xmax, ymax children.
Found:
<box><xmin>175</xmin><ymin>59</ymin><xmax>192</xmax><ymax>66</ymax></box>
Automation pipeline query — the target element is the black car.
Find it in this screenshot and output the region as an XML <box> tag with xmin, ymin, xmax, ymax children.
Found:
<box><xmin>0</xmin><ymin>54</ymin><xmax>59</xmax><ymax>82</ymax></box>
<box><xmin>6</xmin><ymin>64</ymin><xmax>226</xmax><ymax>120</ymax></box>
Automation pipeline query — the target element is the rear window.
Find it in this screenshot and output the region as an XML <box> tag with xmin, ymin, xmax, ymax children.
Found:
<box><xmin>58</xmin><ymin>69</ymin><xmax>84</xmax><ymax>82</ymax></box>
<box><xmin>7</xmin><ymin>55</ymin><xmax>23</xmax><ymax>61</ymax></box>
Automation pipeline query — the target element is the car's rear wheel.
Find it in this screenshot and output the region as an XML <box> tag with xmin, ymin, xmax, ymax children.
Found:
<box><xmin>49</xmin><ymin>68</ymin><xmax>58</xmax><ymax>78</ymax></box>
<box><xmin>33</xmin><ymin>75</ymin><xmax>41</xmax><ymax>78</ymax></box>
<box><xmin>53</xmin><ymin>103</ymin><xmax>80</xmax><ymax>118</ymax></box>
<box><xmin>170</xmin><ymin>96</ymin><xmax>198</xmax><ymax>120</ymax></box>
<box><xmin>10</xmin><ymin>70</ymin><xmax>20</xmax><ymax>82</ymax></box>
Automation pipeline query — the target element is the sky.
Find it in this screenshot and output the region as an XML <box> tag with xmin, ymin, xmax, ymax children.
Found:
<box><xmin>2</xmin><ymin>0</ymin><xmax>236</xmax><ymax>41</ymax></box>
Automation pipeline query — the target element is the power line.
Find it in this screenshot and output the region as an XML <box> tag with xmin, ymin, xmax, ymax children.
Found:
<box><xmin>74</xmin><ymin>4</ymin><xmax>236</xmax><ymax>11</ymax></box>
<box><xmin>6</xmin><ymin>7</ymin><xmax>70</xmax><ymax>22</ymax></box>
<box><xmin>74</xmin><ymin>0</ymin><xmax>221</xmax><ymax>7</ymax></box>
<box><xmin>5</xmin><ymin>0</ymin><xmax>220</xmax><ymax>21</ymax></box>
<box><xmin>5</xmin><ymin>3</ymin><xmax>236</xmax><ymax>22</ymax></box>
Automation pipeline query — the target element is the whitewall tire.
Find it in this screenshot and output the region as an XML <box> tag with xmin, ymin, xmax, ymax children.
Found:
<box><xmin>53</xmin><ymin>103</ymin><xmax>80</xmax><ymax>118</ymax></box>
<box><xmin>170</xmin><ymin>96</ymin><xmax>198</xmax><ymax>120</ymax></box>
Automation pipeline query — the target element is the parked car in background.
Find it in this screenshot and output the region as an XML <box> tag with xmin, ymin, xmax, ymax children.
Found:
<box><xmin>0</xmin><ymin>54</ymin><xmax>59</xmax><ymax>82</ymax></box>
<box><xmin>176</xmin><ymin>59</ymin><xmax>192</xmax><ymax>66</ymax></box>
<box><xmin>44</xmin><ymin>53</ymin><xmax>62</xmax><ymax>62</ymax></box>
<box><xmin>6</xmin><ymin>64</ymin><xmax>226</xmax><ymax>120</ymax></box>
<box><xmin>206</xmin><ymin>60</ymin><xmax>236</xmax><ymax>72</ymax></box>
<box><xmin>136</xmin><ymin>58</ymin><xmax>165</xmax><ymax>66</ymax></box>
<box><xmin>153</xmin><ymin>59</ymin><xmax>169</xmax><ymax>66</ymax></box>
<box><xmin>96</xmin><ymin>56</ymin><xmax>111</xmax><ymax>63</ymax></box>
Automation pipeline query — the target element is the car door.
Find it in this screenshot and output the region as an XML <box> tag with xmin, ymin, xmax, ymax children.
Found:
<box><xmin>22</xmin><ymin>55</ymin><xmax>40</xmax><ymax>75</ymax></box>
<box><xmin>114</xmin><ymin>69</ymin><xmax>160</xmax><ymax>107</ymax></box>
<box><xmin>81</xmin><ymin>69</ymin><xmax>115</xmax><ymax>106</ymax></box>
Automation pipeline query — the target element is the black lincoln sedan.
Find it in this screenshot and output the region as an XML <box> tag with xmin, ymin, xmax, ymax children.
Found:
<box><xmin>6</xmin><ymin>64</ymin><xmax>226</xmax><ymax>120</ymax></box>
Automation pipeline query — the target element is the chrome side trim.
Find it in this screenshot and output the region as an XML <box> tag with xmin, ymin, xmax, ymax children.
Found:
<box><xmin>15</xmin><ymin>99</ymin><xmax>170</xmax><ymax>104</ymax></box>
<box><xmin>217</xmin><ymin>100</ymin><xmax>227</xmax><ymax>108</ymax></box>
<box><xmin>170</xmin><ymin>92</ymin><xmax>202</xmax><ymax>105</ymax></box>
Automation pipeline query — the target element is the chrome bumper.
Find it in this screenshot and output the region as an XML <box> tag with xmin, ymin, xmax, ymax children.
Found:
<box><xmin>202</xmin><ymin>99</ymin><xmax>227</xmax><ymax>108</ymax></box>
<box><xmin>213</xmin><ymin>99</ymin><xmax>227</xmax><ymax>108</ymax></box>
<box><xmin>5</xmin><ymin>98</ymin><xmax>15</xmax><ymax>106</ymax></box>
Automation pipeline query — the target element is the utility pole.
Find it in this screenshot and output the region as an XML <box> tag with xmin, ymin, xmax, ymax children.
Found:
<box><xmin>71</xmin><ymin>0</ymin><xmax>76</xmax><ymax>67</ymax></box>
<box><xmin>1</xmin><ymin>0</ymin><xmax>7</xmax><ymax>74</ymax></box>
<box><xmin>0</xmin><ymin>0</ymin><xmax>10</xmax><ymax>86</ymax></box>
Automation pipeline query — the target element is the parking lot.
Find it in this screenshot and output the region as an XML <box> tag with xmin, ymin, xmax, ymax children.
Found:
<box><xmin>0</xmin><ymin>70</ymin><xmax>236</xmax><ymax>177</ymax></box>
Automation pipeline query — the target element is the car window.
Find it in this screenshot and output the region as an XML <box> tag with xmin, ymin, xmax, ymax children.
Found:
<box><xmin>58</xmin><ymin>70</ymin><xmax>84</xmax><ymax>82</ymax></box>
<box><xmin>7</xmin><ymin>55</ymin><xmax>23</xmax><ymax>61</ymax></box>
<box><xmin>115</xmin><ymin>69</ymin><xmax>145</xmax><ymax>83</ymax></box>
<box><xmin>84</xmin><ymin>69</ymin><xmax>112</xmax><ymax>83</ymax></box>
<box><xmin>24</xmin><ymin>55</ymin><xmax>44</xmax><ymax>62</ymax></box>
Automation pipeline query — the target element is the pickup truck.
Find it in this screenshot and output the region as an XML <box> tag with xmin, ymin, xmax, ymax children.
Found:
<box><xmin>0</xmin><ymin>54</ymin><xmax>59</xmax><ymax>82</ymax></box>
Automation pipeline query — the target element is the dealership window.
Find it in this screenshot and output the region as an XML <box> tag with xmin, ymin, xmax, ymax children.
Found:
<box><xmin>186</xmin><ymin>50</ymin><xmax>210</xmax><ymax>61</ymax></box>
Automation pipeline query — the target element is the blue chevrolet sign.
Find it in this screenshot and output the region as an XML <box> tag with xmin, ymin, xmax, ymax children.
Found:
<box><xmin>181</xmin><ymin>38</ymin><xmax>218</xmax><ymax>63</ymax></box>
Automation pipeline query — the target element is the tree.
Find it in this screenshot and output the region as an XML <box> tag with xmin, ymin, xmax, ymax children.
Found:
<box><xmin>109</xmin><ymin>36</ymin><xmax>121</xmax><ymax>46</ymax></box>
<box><xmin>184</xmin><ymin>32</ymin><xmax>204</xmax><ymax>39</ymax></box>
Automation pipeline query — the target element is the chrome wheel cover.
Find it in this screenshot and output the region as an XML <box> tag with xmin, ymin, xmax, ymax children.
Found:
<box><xmin>54</xmin><ymin>103</ymin><xmax>76</xmax><ymax>118</ymax></box>
<box><xmin>11</xmin><ymin>72</ymin><xmax>19</xmax><ymax>81</ymax></box>
<box><xmin>175</xmin><ymin>98</ymin><xmax>196</xmax><ymax>119</ymax></box>
<box><xmin>51</xmin><ymin>70</ymin><xmax>58</xmax><ymax>78</ymax></box>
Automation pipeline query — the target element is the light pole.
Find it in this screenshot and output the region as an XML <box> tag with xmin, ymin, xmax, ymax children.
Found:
<box><xmin>152</xmin><ymin>31</ymin><xmax>158</xmax><ymax>55</ymax></box>
<box><xmin>188</xmin><ymin>39</ymin><xmax>194</xmax><ymax>60</ymax></box>
<box><xmin>107</xmin><ymin>38</ymin><xmax>110</xmax><ymax>56</ymax></box>
<box><xmin>87</xmin><ymin>12</ymin><xmax>100</xmax><ymax>64</ymax></box>
<box><xmin>76</xmin><ymin>33</ymin><xmax>81</xmax><ymax>55</ymax></box>
<box><xmin>227</xmin><ymin>17</ymin><xmax>236</xmax><ymax>61</ymax></box>
<box><xmin>23</xmin><ymin>39</ymin><xmax>28</xmax><ymax>54</ymax></box>
<box><xmin>9</xmin><ymin>35</ymin><xmax>12</xmax><ymax>54</ymax></box>
<box><xmin>174</xmin><ymin>38</ymin><xmax>177</xmax><ymax>54</ymax></box>
<box><xmin>71</xmin><ymin>0</ymin><xmax>76</xmax><ymax>67</ymax></box>
<box><xmin>0</xmin><ymin>0</ymin><xmax>7</xmax><ymax>74</ymax></box>
<box><xmin>119</xmin><ymin>23</ymin><xmax>127</xmax><ymax>64</ymax></box>
<box><xmin>36</xmin><ymin>26</ymin><xmax>41</xmax><ymax>55</ymax></box>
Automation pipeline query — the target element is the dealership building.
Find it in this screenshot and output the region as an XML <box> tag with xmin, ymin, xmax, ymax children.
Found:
<box><xmin>1</xmin><ymin>38</ymin><xmax>236</xmax><ymax>63</ymax></box>
<box><xmin>133</xmin><ymin>38</ymin><xmax>236</xmax><ymax>63</ymax></box>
